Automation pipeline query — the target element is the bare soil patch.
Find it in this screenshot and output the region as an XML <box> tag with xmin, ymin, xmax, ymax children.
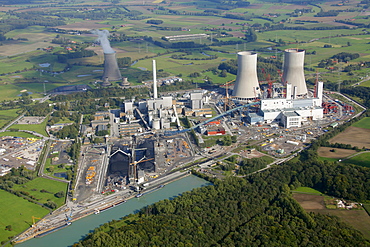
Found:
<box><xmin>318</xmin><ymin>147</ymin><xmax>357</xmax><ymax>159</ymax></box>
<box><xmin>292</xmin><ymin>193</ymin><xmax>326</xmax><ymax>210</ymax></box>
<box><xmin>55</xmin><ymin>20</ymin><xmax>110</xmax><ymax>31</ymax></box>
<box><xmin>329</xmin><ymin>126</ymin><xmax>370</xmax><ymax>149</ymax></box>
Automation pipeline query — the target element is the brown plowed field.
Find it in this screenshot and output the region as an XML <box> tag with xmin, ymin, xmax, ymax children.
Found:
<box><xmin>318</xmin><ymin>147</ymin><xmax>357</xmax><ymax>159</ymax></box>
<box><xmin>329</xmin><ymin>126</ymin><xmax>370</xmax><ymax>149</ymax></box>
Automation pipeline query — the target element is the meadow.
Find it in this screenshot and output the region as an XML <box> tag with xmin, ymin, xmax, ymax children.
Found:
<box><xmin>0</xmin><ymin>190</ymin><xmax>49</xmax><ymax>245</ymax></box>
<box><xmin>11</xmin><ymin>118</ymin><xmax>49</xmax><ymax>137</ymax></box>
<box><xmin>341</xmin><ymin>152</ymin><xmax>370</xmax><ymax>168</ymax></box>
<box><xmin>0</xmin><ymin>108</ymin><xmax>22</xmax><ymax>129</ymax></box>
<box><xmin>12</xmin><ymin>177</ymin><xmax>68</xmax><ymax>207</ymax></box>
<box><xmin>0</xmin><ymin>131</ymin><xmax>41</xmax><ymax>138</ymax></box>
<box><xmin>352</xmin><ymin>117</ymin><xmax>370</xmax><ymax>130</ymax></box>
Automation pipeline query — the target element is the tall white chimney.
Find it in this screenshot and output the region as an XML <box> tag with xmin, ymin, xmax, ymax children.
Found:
<box><xmin>152</xmin><ymin>60</ymin><xmax>158</xmax><ymax>99</ymax></box>
<box><xmin>232</xmin><ymin>51</ymin><xmax>261</xmax><ymax>100</ymax></box>
<box><xmin>282</xmin><ymin>48</ymin><xmax>307</xmax><ymax>96</ymax></box>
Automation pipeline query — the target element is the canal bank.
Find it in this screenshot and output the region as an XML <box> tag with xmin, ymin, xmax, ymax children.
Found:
<box><xmin>17</xmin><ymin>175</ymin><xmax>211</xmax><ymax>247</ymax></box>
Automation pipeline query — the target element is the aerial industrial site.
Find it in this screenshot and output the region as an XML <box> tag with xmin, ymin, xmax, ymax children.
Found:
<box><xmin>4</xmin><ymin>45</ymin><xmax>362</xmax><ymax>243</ymax></box>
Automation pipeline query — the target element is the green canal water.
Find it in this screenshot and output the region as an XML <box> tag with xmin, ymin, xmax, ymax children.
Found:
<box><xmin>17</xmin><ymin>175</ymin><xmax>211</xmax><ymax>247</ymax></box>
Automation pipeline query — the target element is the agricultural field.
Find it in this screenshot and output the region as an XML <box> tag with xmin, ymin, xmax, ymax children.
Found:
<box><xmin>293</xmin><ymin>191</ymin><xmax>370</xmax><ymax>240</ymax></box>
<box><xmin>12</xmin><ymin>177</ymin><xmax>68</xmax><ymax>208</ymax></box>
<box><xmin>318</xmin><ymin>147</ymin><xmax>357</xmax><ymax>159</ymax></box>
<box><xmin>0</xmin><ymin>0</ymin><xmax>366</xmax><ymax>102</ymax></box>
<box><xmin>0</xmin><ymin>189</ymin><xmax>49</xmax><ymax>245</ymax></box>
<box><xmin>329</xmin><ymin>127</ymin><xmax>370</xmax><ymax>149</ymax></box>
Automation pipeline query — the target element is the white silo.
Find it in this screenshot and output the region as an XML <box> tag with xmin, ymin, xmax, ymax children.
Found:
<box><xmin>232</xmin><ymin>51</ymin><xmax>261</xmax><ymax>100</ymax></box>
<box><xmin>282</xmin><ymin>49</ymin><xmax>307</xmax><ymax>96</ymax></box>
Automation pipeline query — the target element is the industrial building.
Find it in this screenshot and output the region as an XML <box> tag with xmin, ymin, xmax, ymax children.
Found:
<box><xmin>233</xmin><ymin>49</ymin><xmax>324</xmax><ymax>128</ymax></box>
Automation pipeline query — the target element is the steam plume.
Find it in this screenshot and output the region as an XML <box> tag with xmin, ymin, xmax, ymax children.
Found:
<box><xmin>91</xmin><ymin>29</ymin><xmax>115</xmax><ymax>54</ymax></box>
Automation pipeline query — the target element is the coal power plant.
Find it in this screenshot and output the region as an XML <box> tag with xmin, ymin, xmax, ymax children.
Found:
<box><xmin>282</xmin><ymin>48</ymin><xmax>308</xmax><ymax>97</ymax></box>
<box><xmin>102</xmin><ymin>52</ymin><xmax>122</xmax><ymax>81</ymax></box>
<box><xmin>232</xmin><ymin>51</ymin><xmax>261</xmax><ymax>100</ymax></box>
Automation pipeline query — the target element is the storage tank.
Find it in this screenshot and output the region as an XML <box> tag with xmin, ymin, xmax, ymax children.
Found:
<box><xmin>152</xmin><ymin>119</ymin><xmax>160</xmax><ymax>130</ymax></box>
<box><xmin>232</xmin><ymin>51</ymin><xmax>261</xmax><ymax>100</ymax></box>
<box><xmin>282</xmin><ymin>49</ymin><xmax>307</xmax><ymax>97</ymax></box>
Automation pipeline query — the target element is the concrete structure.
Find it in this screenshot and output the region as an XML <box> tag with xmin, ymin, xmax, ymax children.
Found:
<box><xmin>190</xmin><ymin>92</ymin><xmax>203</xmax><ymax>109</ymax></box>
<box><xmin>102</xmin><ymin>52</ymin><xmax>121</xmax><ymax>81</ymax></box>
<box><xmin>232</xmin><ymin>51</ymin><xmax>261</xmax><ymax>100</ymax></box>
<box><xmin>282</xmin><ymin>49</ymin><xmax>307</xmax><ymax>97</ymax></box>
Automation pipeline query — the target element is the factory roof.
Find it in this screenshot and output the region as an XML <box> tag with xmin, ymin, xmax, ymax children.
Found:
<box><xmin>283</xmin><ymin>111</ymin><xmax>300</xmax><ymax>117</ymax></box>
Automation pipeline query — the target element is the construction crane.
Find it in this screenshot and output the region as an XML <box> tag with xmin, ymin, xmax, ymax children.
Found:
<box><xmin>32</xmin><ymin>216</ymin><xmax>41</xmax><ymax>227</ymax></box>
<box><xmin>130</xmin><ymin>157</ymin><xmax>155</xmax><ymax>182</ymax></box>
<box><xmin>220</xmin><ymin>79</ymin><xmax>235</xmax><ymax>111</ymax></box>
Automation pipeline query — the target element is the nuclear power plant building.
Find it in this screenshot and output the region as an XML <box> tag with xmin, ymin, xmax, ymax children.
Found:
<box><xmin>232</xmin><ymin>50</ymin><xmax>324</xmax><ymax>128</ymax></box>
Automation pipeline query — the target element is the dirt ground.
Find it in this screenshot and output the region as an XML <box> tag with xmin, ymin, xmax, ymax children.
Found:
<box><xmin>329</xmin><ymin>126</ymin><xmax>370</xmax><ymax>149</ymax></box>
<box><xmin>318</xmin><ymin>147</ymin><xmax>357</xmax><ymax>159</ymax></box>
<box><xmin>292</xmin><ymin>193</ymin><xmax>326</xmax><ymax>210</ymax></box>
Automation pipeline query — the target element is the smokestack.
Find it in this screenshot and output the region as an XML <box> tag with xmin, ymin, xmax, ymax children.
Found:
<box><xmin>152</xmin><ymin>60</ymin><xmax>158</xmax><ymax>99</ymax></box>
<box><xmin>102</xmin><ymin>52</ymin><xmax>121</xmax><ymax>81</ymax></box>
<box><xmin>232</xmin><ymin>51</ymin><xmax>261</xmax><ymax>100</ymax></box>
<box><xmin>282</xmin><ymin>49</ymin><xmax>307</xmax><ymax>96</ymax></box>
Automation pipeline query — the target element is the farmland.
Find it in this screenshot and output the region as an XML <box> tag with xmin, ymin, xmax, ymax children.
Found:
<box><xmin>329</xmin><ymin>127</ymin><xmax>370</xmax><ymax>149</ymax></box>
<box><xmin>293</xmin><ymin>192</ymin><xmax>370</xmax><ymax>240</ymax></box>
<box><xmin>318</xmin><ymin>147</ymin><xmax>357</xmax><ymax>159</ymax></box>
<box><xmin>0</xmin><ymin>0</ymin><xmax>366</xmax><ymax>100</ymax></box>
<box><xmin>341</xmin><ymin>152</ymin><xmax>370</xmax><ymax>168</ymax></box>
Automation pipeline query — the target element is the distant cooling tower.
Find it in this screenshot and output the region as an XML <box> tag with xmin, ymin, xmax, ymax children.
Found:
<box><xmin>232</xmin><ymin>51</ymin><xmax>261</xmax><ymax>100</ymax></box>
<box><xmin>102</xmin><ymin>52</ymin><xmax>122</xmax><ymax>81</ymax></box>
<box><xmin>282</xmin><ymin>49</ymin><xmax>307</xmax><ymax>96</ymax></box>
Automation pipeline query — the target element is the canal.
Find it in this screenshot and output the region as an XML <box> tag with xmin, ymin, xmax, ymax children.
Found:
<box><xmin>17</xmin><ymin>175</ymin><xmax>211</xmax><ymax>247</ymax></box>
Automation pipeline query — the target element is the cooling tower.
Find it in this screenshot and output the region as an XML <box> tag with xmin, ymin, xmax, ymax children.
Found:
<box><xmin>282</xmin><ymin>49</ymin><xmax>307</xmax><ymax>96</ymax></box>
<box><xmin>102</xmin><ymin>52</ymin><xmax>122</xmax><ymax>81</ymax></box>
<box><xmin>232</xmin><ymin>51</ymin><xmax>261</xmax><ymax>99</ymax></box>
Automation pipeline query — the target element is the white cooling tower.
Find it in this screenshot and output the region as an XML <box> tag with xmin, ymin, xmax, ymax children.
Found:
<box><xmin>232</xmin><ymin>51</ymin><xmax>261</xmax><ymax>100</ymax></box>
<box><xmin>282</xmin><ymin>49</ymin><xmax>307</xmax><ymax>96</ymax></box>
<box><xmin>102</xmin><ymin>52</ymin><xmax>122</xmax><ymax>81</ymax></box>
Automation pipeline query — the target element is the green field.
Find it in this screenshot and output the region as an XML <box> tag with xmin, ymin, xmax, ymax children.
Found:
<box><xmin>0</xmin><ymin>131</ymin><xmax>41</xmax><ymax>138</ymax></box>
<box><xmin>0</xmin><ymin>108</ymin><xmax>22</xmax><ymax>129</ymax></box>
<box><xmin>12</xmin><ymin>177</ymin><xmax>68</xmax><ymax>207</ymax></box>
<box><xmin>342</xmin><ymin>152</ymin><xmax>370</xmax><ymax>168</ymax></box>
<box><xmin>293</xmin><ymin>187</ymin><xmax>322</xmax><ymax>195</ymax></box>
<box><xmin>0</xmin><ymin>189</ymin><xmax>49</xmax><ymax>245</ymax></box>
<box><xmin>352</xmin><ymin>117</ymin><xmax>370</xmax><ymax>130</ymax></box>
<box><xmin>11</xmin><ymin>118</ymin><xmax>49</xmax><ymax>136</ymax></box>
<box><xmin>318</xmin><ymin>156</ymin><xmax>339</xmax><ymax>162</ymax></box>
